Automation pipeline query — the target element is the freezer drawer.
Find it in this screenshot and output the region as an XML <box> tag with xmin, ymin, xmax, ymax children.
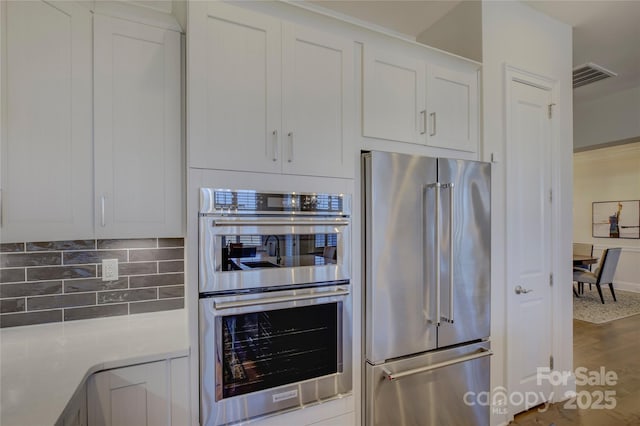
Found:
<box><xmin>365</xmin><ymin>341</ymin><xmax>490</xmax><ymax>426</ymax></box>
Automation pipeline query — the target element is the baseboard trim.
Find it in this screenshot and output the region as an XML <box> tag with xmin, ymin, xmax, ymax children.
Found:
<box><xmin>615</xmin><ymin>280</ymin><xmax>640</xmax><ymax>293</ymax></box>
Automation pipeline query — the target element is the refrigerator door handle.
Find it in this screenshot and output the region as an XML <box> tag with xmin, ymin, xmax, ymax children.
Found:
<box><xmin>425</xmin><ymin>182</ymin><xmax>441</xmax><ymax>326</ymax></box>
<box><xmin>442</xmin><ymin>182</ymin><xmax>455</xmax><ymax>324</ymax></box>
<box><xmin>381</xmin><ymin>348</ymin><xmax>492</xmax><ymax>381</ymax></box>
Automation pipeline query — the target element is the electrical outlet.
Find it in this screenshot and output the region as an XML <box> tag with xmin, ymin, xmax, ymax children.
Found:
<box><xmin>102</xmin><ymin>259</ymin><xmax>118</xmax><ymax>281</ymax></box>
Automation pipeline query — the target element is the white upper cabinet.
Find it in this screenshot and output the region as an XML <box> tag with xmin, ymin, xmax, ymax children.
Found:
<box><xmin>363</xmin><ymin>47</ymin><xmax>479</xmax><ymax>153</ymax></box>
<box><xmin>426</xmin><ymin>64</ymin><xmax>479</xmax><ymax>152</ymax></box>
<box><xmin>191</xmin><ymin>3</ymin><xmax>281</xmax><ymax>174</ymax></box>
<box><xmin>1</xmin><ymin>0</ymin><xmax>93</xmax><ymax>242</ymax></box>
<box><xmin>93</xmin><ymin>14</ymin><xmax>182</xmax><ymax>238</ymax></box>
<box><xmin>189</xmin><ymin>2</ymin><xmax>353</xmax><ymax>178</ymax></box>
<box><xmin>363</xmin><ymin>47</ymin><xmax>426</xmax><ymax>144</ymax></box>
<box><xmin>281</xmin><ymin>24</ymin><xmax>353</xmax><ymax>177</ymax></box>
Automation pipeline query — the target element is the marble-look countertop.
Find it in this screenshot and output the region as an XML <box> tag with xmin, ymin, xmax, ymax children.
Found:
<box><xmin>0</xmin><ymin>310</ymin><xmax>189</xmax><ymax>426</ymax></box>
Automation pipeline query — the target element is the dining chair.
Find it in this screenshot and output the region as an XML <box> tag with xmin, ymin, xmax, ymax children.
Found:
<box><xmin>573</xmin><ymin>242</ymin><xmax>594</xmax><ymax>294</ymax></box>
<box><xmin>573</xmin><ymin>248</ymin><xmax>622</xmax><ymax>304</ymax></box>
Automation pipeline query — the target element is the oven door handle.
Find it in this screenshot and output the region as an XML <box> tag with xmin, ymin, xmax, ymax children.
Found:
<box><xmin>211</xmin><ymin>219</ymin><xmax>350</xmax><ymax>227</ymax></box>
<box><xmin>214</xmin><ymin>288</ymin><xmax>350</xmax><ymax>310</ymax></box>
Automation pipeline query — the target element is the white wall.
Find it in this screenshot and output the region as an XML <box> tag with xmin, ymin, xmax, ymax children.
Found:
<box><xmin>574</xmin><ymin>85</ymin><xmax>640</xmax><ymax>151</ymax></box>
<box><xmin>573</xmin><ymin>142</ymin><xmax>640</xmax><ymax>292</ymax></box>
<box><xmin>416</xmin><ymin>0</ymin><xmax>482</xmax><ymax>62</ymax></box>
<box><xmin>482</xmin><ymin>1</ymin><xmax>573</xmax><ymax>424</ymax></box>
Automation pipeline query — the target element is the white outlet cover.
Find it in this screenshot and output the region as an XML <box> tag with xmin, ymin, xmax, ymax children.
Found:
<box><xmin>102</xmin><ymin>259</ymin><xmax>119</xmax><ymax>281</ymax></box>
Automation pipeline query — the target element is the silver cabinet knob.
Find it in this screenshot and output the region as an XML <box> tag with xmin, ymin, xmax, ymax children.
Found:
<box><xmin>515</xmin><ymin>285</ymin><xmax>533</xmax><ymax>295</ymax></box>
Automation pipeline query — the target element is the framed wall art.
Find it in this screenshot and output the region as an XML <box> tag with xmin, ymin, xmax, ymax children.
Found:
<box><xmin>592</xmin><ymin>200</ymin><xmax>640</xmax><ymax>239</ymax></box>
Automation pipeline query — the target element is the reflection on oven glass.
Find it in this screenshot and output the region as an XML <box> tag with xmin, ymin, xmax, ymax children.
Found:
<box><xmin>219</xmin><ymin>234</ymin><xmax>338</xmax><ymax>272</ymax></box>
<box><xmin>221</xmin><ymin>303</ymin><xmax>339</xmax><ymax>398</ymax></box>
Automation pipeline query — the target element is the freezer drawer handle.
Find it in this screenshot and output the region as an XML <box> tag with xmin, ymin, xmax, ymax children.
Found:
<box><xmin>214</xmin><ymin>288</ymin><xmax>349</xmax><ymax>310</ymax></box>
<box><xmin>211</xmin><ymin>219</ymin><xmax>350</xmax><ymax>227</ymax></box>
<box><xmin>381</xmin><ymin>348</ymin><xmax>492</xmax><ymax>381</ymax></box>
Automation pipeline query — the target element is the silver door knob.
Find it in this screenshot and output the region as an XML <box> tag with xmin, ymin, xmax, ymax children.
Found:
<box><xmin>515</xmin><ymin>285</ymin><xmax>533</xmax><ymax>295</ymax></box>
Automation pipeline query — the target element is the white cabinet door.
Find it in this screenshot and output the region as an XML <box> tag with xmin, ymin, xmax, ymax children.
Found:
<box><xmin>88</xmin><ymin>361</ymin><xmax>169</xmax><ymax>426</ymax></box>
<box><xmin>190</xmin><ymin>2</ymin><xmax>281</xmax><ymax>173</ymax></box>
<box><xmin>1</xmin><ymin>0</ymin><xmax>93</xmax><ymax>242</ymax></box>
<box><xmin>362</xmin><ymin>47</ymin><xmax>426</xmax><ymax>144</ymax></box>
<box><xmin>94</xmin><ymin>14</ymin><xmax>182</xmax><ymax>238</ymax></box>
<box><xmin>426</xmin><ymin>64</ymin><xmax>479</xmax><ymax>152</ymax></box>
<box><xmin>282</xmin><ymin>24</ymin><xmax>353</xmax><ymax>178</ymax></box>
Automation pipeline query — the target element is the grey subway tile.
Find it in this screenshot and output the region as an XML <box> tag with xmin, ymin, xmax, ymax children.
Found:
<box><xmin>0</xmin><ymin>268</ymin><xmax>25</xmax><ymax>283</ymax></box>
<box><xmin>97</xmin><ymin>288</ymin><xmax>157</xmax><ymax>304</ymax></box>
<box><xmin>130</xmin><ymin>298</ymin><xmax>184</xmax><ymax>314</ymax></box>
<box><xmin>64</xmin><ymin>304</ymin><xmax>128</xmax><ymax>321</ymax></box>
<box><xmin>0</xmin><ymin>252</ymin><xmax>61</xmax><ymax>268</ymax></box>
<box><xmin>130</xmin><ymin>273</ymin><xmax>183</xmax><ymax>288</ymax></box>
<box><xmin>1</xmin><ymin>298</ymin><xmax>26</xmax><ymax>313</ymax></box>
<box><xmin>27</xmin><ymin>265</ymin><xmax>96</xmax><ymax>281</ymax></box>
<box><xmin>158</xmin><ymin>260</ymin><xmax>184</xmax><ymax>273</ymax></box>
<box><xmin>129</xmin><ymin>248</ymin><xmax>184</xmax><ymax>262</ymax></box>
<box><xmin>158</xmin><ymin>238</ymin><xmax>184</xmax><ymax>248</ymax></box>
<box><xmin>97</xmin><ymin>239</ymin><xmax>157</xmax><ymax>249</ymax></box>
<box><xmin>118</xmin><ymin>262</ymin><xmax>157</xmax><ymax>276</ymax></box>
<box><xmin>159</xmin><ymin>285</ymin><xmax>184</xmax><ymax>299</ymax></box>
<box><xmin>64</xmin><ymin>278</ymin><xmax>128</xmax><ymax>293</ymax></box>
<box><xmin>27</xmin><ymin>293</ymin><xmax>96</xmax><ymax>310</ymax></box>
<box><xmin>0</xmin><ymin>281</ymin><xmax>62</xmax><ymax>298</ymax></box>
<box><xmin>27</xmin><ymin>240</ymin><xmax>96</xmax><ymax>251</ymax></box>
<box><xmin>0</xmin><ymin>310</ymin><xmax>62</xmax><ymax>328</ymax></box>
<box><xmin>0</xmin><ymin>243</ymin><xmax>25</xmax><ymax>253</ymax></box>
<box><xmin>63</xmin><ymin>250</ymin><xmax>127</xmax><ymax>265</ymax></box>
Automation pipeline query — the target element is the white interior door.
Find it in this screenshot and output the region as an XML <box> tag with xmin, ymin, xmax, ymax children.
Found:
<box><xmin>506</xmin><ymin>78</ymin><xmax>554</xmax><ymax>415</ymax></box>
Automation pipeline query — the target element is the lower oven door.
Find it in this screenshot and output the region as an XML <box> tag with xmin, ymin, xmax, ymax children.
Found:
<box><xmin>199</xmin><ymin>285</ymin><xmax>353</xmax><ymax>426</ymax></box>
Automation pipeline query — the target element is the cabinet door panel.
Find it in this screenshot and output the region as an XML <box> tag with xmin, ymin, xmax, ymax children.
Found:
<box><xmin>282</xmin><ymin>24</ymin><xmax>353</xmax><ymax>178</ymax></box>
<box><xmin>94</xmin><ymin>14</ymin><xmax>182</xmax><ymax>237</ymax></box>
<box><xmin>88</xmin><ymin>361</ymin><xmax>169</xmax><ymax>426</ymax></box>
<box><xmin>191</xmin><ymin>3</ymin><xmax>281</xmax><ymax>173</ymax></box>
<box><xmin>1</xmin><ymin>0</ymin><xmax>93</xmax><ymax>242</ymax></box>
<box><xmin>363</xmin><ymin>48</ymin><xmax>425</xmax><ymax>144</ymax></box>
<box><xmin>426</xmin><ymin>65</ymin><xmax>478</xmax><ymax>152</ymax></box>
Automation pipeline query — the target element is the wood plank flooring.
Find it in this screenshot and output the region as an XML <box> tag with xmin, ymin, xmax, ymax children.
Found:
<box><xmin>510</xmin><ymin>314</ymin><xmax>640</xmax><ymax>425</ymax></box>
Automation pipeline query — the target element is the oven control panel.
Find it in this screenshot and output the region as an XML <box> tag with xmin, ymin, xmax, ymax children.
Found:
<box><xmin>200</xmin><ymin>189</ymin><xmax>350</xmax><ymax>215</ymax></box>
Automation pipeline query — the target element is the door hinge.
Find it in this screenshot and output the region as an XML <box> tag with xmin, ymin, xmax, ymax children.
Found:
<box><xmin>550</xmin><ymin>273</ymin><xmax>553</xmax><ymax>286</ymax></box>
<box><xmin>550</xmin><ymin>355</ymin><xmax>554</xmax><ymax>370</ymax></box>
<box><xmin>548</xmin><ymin>103</ymin><xmax>555</xmax><ymax>119</ymax></box>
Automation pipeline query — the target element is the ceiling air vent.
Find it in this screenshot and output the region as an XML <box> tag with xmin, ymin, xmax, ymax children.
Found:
<box><xmin>573</xmin><ymin>63</ymin><xmax>617</xmax><ymax>89</ymax></box>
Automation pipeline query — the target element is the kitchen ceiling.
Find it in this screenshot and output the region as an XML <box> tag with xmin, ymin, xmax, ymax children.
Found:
<box><xmin>307</xmin><ymin>0</ymin><xmax>640</xmax><ymax>103</ymax></box>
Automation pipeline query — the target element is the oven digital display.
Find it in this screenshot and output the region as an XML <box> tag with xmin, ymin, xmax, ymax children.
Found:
<box><xmin>220</xmin><ymin>303</ymin><xmax>339</xmax><ymax>398</ymax></box>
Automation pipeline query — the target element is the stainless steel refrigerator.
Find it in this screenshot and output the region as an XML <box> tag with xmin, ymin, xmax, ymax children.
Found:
<box><xmin>362</xmin><ymin>151</ymin><xmax>491</xmax><ymax>426</ymax></box>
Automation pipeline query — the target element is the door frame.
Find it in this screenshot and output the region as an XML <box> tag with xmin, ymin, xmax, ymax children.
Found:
<box><xmin>504</xmin><ymin>63</ymin><xmax>574</xmax><ymax>420</ymax></box>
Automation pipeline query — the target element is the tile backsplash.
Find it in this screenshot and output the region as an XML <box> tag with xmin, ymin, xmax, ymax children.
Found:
<box><xmin>0</xmin><ymin>238</ymin><xmax>184</xmax><ymax>328</ymax></box>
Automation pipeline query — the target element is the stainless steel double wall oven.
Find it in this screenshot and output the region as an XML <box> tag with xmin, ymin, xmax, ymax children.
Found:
<box><xmin>198</xmin><ymin>189</ymin><xmax>352</xmax><ymax>425</ymax></box>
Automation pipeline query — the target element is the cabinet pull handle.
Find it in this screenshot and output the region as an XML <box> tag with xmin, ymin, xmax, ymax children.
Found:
<box><xmin>100</xmin><ymin>195</ymin><xmax>106</xmax><ymax>227</ymax></box>
<box><xmin>430</xmin><ymin>112</ymin><xmax>437</xmax><ymax>136</ymax></box>
<box><xmin>0</xmin><ymin>188</ymin><xmax>3</xmax><ymax>227</ymax></box>
<box><xmin>420</xmin><ymin>110</ymin><xmax>427</xmax><ymax>135</ymax></box>
<box><xmin>288</xmin><ymin>132</ymin><xmax>294</xmax><ymax>163</ymax></box>
<box><xmin>272</xmin><ymin>130</ymin><xmax>278</xmax><ymax>162</ymax></box>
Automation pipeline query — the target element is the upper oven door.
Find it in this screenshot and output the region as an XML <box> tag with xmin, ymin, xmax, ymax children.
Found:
<box><xmin>199</xmin><ymin>216</ymin><xmax>351</xmax><ymax>293</ymax></box>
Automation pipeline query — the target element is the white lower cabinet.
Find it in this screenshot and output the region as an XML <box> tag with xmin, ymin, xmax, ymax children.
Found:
<box><xmin>87</xmin><ymin>358</ymin><xmax>189</xmax><ymax>426</ymax></box>
<box><xmin>57</xmin><ymin>383</ymin><xmax>88</xmax><ymax>426</ymax></box>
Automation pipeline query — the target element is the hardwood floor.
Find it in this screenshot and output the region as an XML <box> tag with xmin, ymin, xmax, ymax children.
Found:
<box><xmin>510</xmin><ymin>314</ymin><xmax>640</xmax><ymax>425</ymax></box>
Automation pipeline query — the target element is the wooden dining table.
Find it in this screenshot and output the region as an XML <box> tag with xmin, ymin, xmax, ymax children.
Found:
<box><xmin>573</xmin><ymin>255</ymin><xmax>598</xmax><ymax>267</ymax></box>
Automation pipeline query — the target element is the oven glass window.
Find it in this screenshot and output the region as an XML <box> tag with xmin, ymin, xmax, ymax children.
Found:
<box><xmin>218</xmin><ymin>234</ymin><xmax>338</xmax><ymax>271</ymax></box>
<box><xmin>220</xmin><ymin>303</ymin><xmax>339</xmax><ymax>398</ymax></box>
